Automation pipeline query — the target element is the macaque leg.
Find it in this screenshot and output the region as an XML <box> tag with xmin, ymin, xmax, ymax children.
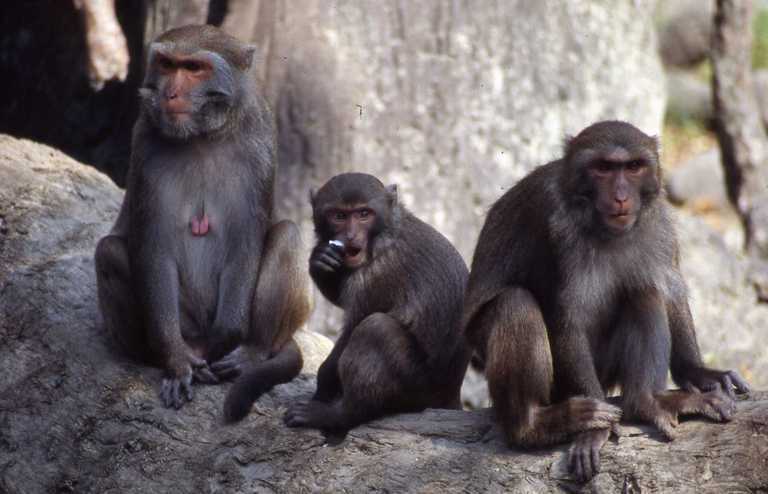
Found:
<box><xmin>611</xmin><ymin>291</ymin><xmax>736</xmax><ymax>439</ymax></box>
<box><xmin>221</xmin><ymin>220</ymin><xmax>311</xmax><ymax>422</ymax></box>
<box><xmin>284</xmin><ymin>313</ymin><xmax>430</xmax><ymax>431</ymax></box>
<box><xmin>477</xmin><ymin>287</ymin><xmax>621</xmax><ymax>482</ymax></box>
<box><xmin>95</xmin><ymin>235</ymin><xmax>149</xmax><ymax>361</ymax></box>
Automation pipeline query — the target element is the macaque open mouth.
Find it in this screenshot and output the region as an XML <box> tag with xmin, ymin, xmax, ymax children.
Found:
<box><xmin>345</xmin><ymin>245</ymin><xmax>362</xmax><ymax>258</ymax></box>
<box><xmin>343</xmin><ymin>245</ymin><xmax>365</xmax><ymax>265</ymax></box>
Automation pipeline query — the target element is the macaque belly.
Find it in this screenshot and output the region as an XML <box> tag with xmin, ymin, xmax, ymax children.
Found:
<box><xmin>148</xmin><ymin>150</ymin><xmax>260</xmax><ymax>344</ymax></box>
<box><xmin>176</xmin><ymin>195</ymin><xmax>229</xmax><ymax>338</ymax></box>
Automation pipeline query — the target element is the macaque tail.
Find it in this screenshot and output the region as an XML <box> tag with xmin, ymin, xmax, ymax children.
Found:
<box><xmin>223</xmin><ymin>339</ymin><xmax>303</xmax><ymax>423</ymax></box>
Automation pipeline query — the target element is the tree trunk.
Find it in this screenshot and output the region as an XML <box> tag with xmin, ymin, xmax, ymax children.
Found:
<box><xmin>143</xmin><ymin>0</ymin><xmax>210</xmax><ymax>45</ymax></box>
<box><xmin>712</xmin><ymin>0</ymin><xmax>768</xmax><ymax>259</ymax></box>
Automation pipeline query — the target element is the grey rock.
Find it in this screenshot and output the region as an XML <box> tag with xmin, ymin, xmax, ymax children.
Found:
<box><xmin>675</xmin><ymin>208</ymin><xmax>768</xmax><ymax>387</ymax></box>
<box><xmin>461</xmin><ymin>368</ymin><xmax>490</xmax><ymax>409</ymax></box>
<box><xmin>666</xmin><ymin>148</ymin><xmax>729</xmax><ymax>209</ymax></box>
<box><xmin>666</xmin><ymin>69</ymin><xmax>714</xmax><ymax>123</ymax></box>
<box><xmin>657</xmin><ymin>0</ymin><xmax>715</xmax><ymax>68</ymax></box>
<box><xmin>1</xmin><ymin>135</ymin><xmax>767</xmax><ymax>494</ymax></box>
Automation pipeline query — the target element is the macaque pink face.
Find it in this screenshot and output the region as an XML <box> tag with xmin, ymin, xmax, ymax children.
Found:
<box><xmin>153</xmin><ymin>53</ymin><xmax>214</xmax><ymax>124</ymax></box>
<box><xmin>325</xmin><ymin>204</ymin><xmax>376</xmax><ymax>268</ymax></box>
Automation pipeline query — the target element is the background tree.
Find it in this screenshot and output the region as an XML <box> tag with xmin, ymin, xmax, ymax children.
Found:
<box><xmin>712</xmin><ymin>0</ymin><xmax>768</xmax><ymax>261</ymax></box>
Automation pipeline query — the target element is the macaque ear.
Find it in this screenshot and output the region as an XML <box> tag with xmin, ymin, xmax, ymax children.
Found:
<box><xmin>385</xmin><ymin>184</ymin><xmax>398</xmax><ymax>207</ymax></box>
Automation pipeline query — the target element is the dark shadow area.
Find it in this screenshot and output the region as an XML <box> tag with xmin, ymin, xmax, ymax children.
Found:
<box><xmin>0</xmin><ymin>2</ymin><xmax>151</xmax><ymax>186</ymax></box>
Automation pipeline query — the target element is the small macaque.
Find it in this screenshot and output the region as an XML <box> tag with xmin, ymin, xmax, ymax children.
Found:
<box><xmin>284</xmin><ymin>173</ymin><xmax>471</xmax><ymax>432</ymax></box>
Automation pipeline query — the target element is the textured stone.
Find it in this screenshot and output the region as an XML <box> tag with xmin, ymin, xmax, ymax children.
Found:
<box><xmin>657</xmin><ymin>0</ymin><xmax>716</xmax><ymax>68</ymax></box>
<box><xmin>666</xmin><ymin>148</ymin><xmax>729</xmax><ymax>210</ymax></box>
<box><xmin>675</xmin><ymin>208</ymin><xmax>768</xmax><ymax>387</ymax></box>
<box><xmin>666</xmin><ymin>69</ymin><xmax>714</xmax><ymax>123</ymax></box>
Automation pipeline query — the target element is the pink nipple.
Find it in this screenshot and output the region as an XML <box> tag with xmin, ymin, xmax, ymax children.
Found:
<box><xmin>190</xmin><ymin>214</ymin><xmax>210</xmax><ymax>236</ymax></box>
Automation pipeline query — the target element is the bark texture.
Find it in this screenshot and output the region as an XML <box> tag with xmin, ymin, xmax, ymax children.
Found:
<box><xmin>712</xmin><ymin>0</ymin><xmax>768</xmax><ymax>258</ymax></box>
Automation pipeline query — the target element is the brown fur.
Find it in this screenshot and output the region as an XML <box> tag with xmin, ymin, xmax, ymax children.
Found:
<box><xmin>95</xmin><ymin>25</ymin><xmax>310</xmax><ymax>421</ymax></box>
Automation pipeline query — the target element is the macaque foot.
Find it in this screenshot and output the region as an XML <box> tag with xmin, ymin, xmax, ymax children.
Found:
<box><xmin>568</xmin><ymin>428</ymin><xmax>611</xmax><ymax>483</ymax></box>
<box><xmin>160</xmin><ymin>373</ymin><xmax>194</xmax><ymax>409</ymax></box>
<box><xmin>678</xmin><ymin>367</ymin><xmax>750</xmax><ymax>399</ymax></box>
<box><xmin>680</xmin><ymin>389</ymin><xmax>737</xmax><ymax>422</ymax></box>
<box><xmin>209</xmin><ymin>347</ymin><xmax>246</xmax><ymax>381</ymax></box>
<box><xmin>284</xmin><ymin>400</ymin><xmax>346</xmax><ymax>430</ymax></box>
<box><xmin>567</xmin><ymin>397</ymin><xmax>623</xmax><ymax>430</ymax></box>
<box><xmin>161</xmin><ymin>353</ymin><xmax>218</xmax><ymax>408</ymax></box>
<box><xmin>658</xmin><ymin>388</ymin><xmax>736</xmax><ymax>424</ymax></box>
<box><xmin>210</xmin><ymin>346</ymin><xmax>270</xmax><ymax>381</ymax></box>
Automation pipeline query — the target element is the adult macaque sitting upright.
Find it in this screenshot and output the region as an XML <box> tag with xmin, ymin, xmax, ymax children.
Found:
<box><xmin>462</xmin><ymin>121</ymin><xmax>749</xmax><ymax>482</ymax></box>
<box><xmin>284</xmin><ymin>173</ymin><xmax>471</xmax><ymax>432</ymax></box>
<box><xmin>95</xmin><ymin>25</ymin><xmax>311</xmax><ymax>421</ymax></box>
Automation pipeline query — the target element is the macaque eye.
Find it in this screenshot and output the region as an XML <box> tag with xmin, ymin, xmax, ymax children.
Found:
<box><xmin>626</xmin><ymin>160</ymin><xmax>645</xmax><ymax>173</ymax></box>
<box><xmin>591</xmin><ymin>161</ymin><xmax>613</xmax><ymax>176</ymax></box>
<box><xmin>358</xmin><ymin>209</ymin><xmax>374</xmax><ymax>220</ymax></box>
<box><xmin>183</xmin><ymin>60</ymin><xmax>204</xmax><ymax>72</ymax></box>
<box><xmin>157</xmin><ymin>57</ymin><xmax>174</xmax><ymax>70</ymax></box>
<box><xmin>331</xmin><ymin>211</ymin><xmax>347</xmax><ymax>222</ymax></box>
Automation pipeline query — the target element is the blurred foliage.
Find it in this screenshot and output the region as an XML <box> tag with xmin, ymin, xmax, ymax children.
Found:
<box><xmin>754</xmin><ymin>8</ymin><xmax>768</xmax><ymax>69</ymax></box>
<box><xmin>661</xmin><ymin>7</ymin><xmax>768</xmax><ymax>166</ymax></box>
<box><xmin>693</xmin><ymin>60</ymin><xmax>713</xmax><ymax>82</ymax></box>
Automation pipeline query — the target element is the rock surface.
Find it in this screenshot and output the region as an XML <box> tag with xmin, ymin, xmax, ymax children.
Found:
<box><xmin>1</xmin><ymin>135</ymin><xmax>768</xmax><ymax>493</ymax></box>
<box><xmin>666</xmin><ymin>149</ymin><xmax>729</xmax><ymax>210</ymax></box>
<box><xmin>675</xmin><ymin>208</ymin><xmax>768</xmax><ymax>387</ymax></box>
<box><xmin>656</xmin><ymin>0</ymin><xmax>715</xmax><ymax>68</ymax></box>
<box><xmin>665</xmin><ymin>70</ymin><xmax>714</xmax><ymax>123</ymax></box>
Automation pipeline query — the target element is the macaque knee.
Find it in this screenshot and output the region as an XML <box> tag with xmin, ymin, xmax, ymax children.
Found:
<box><xmin>337</xmin><ymin>315</ymin><xmax>411</xmax><ymax>402</ymax></box>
